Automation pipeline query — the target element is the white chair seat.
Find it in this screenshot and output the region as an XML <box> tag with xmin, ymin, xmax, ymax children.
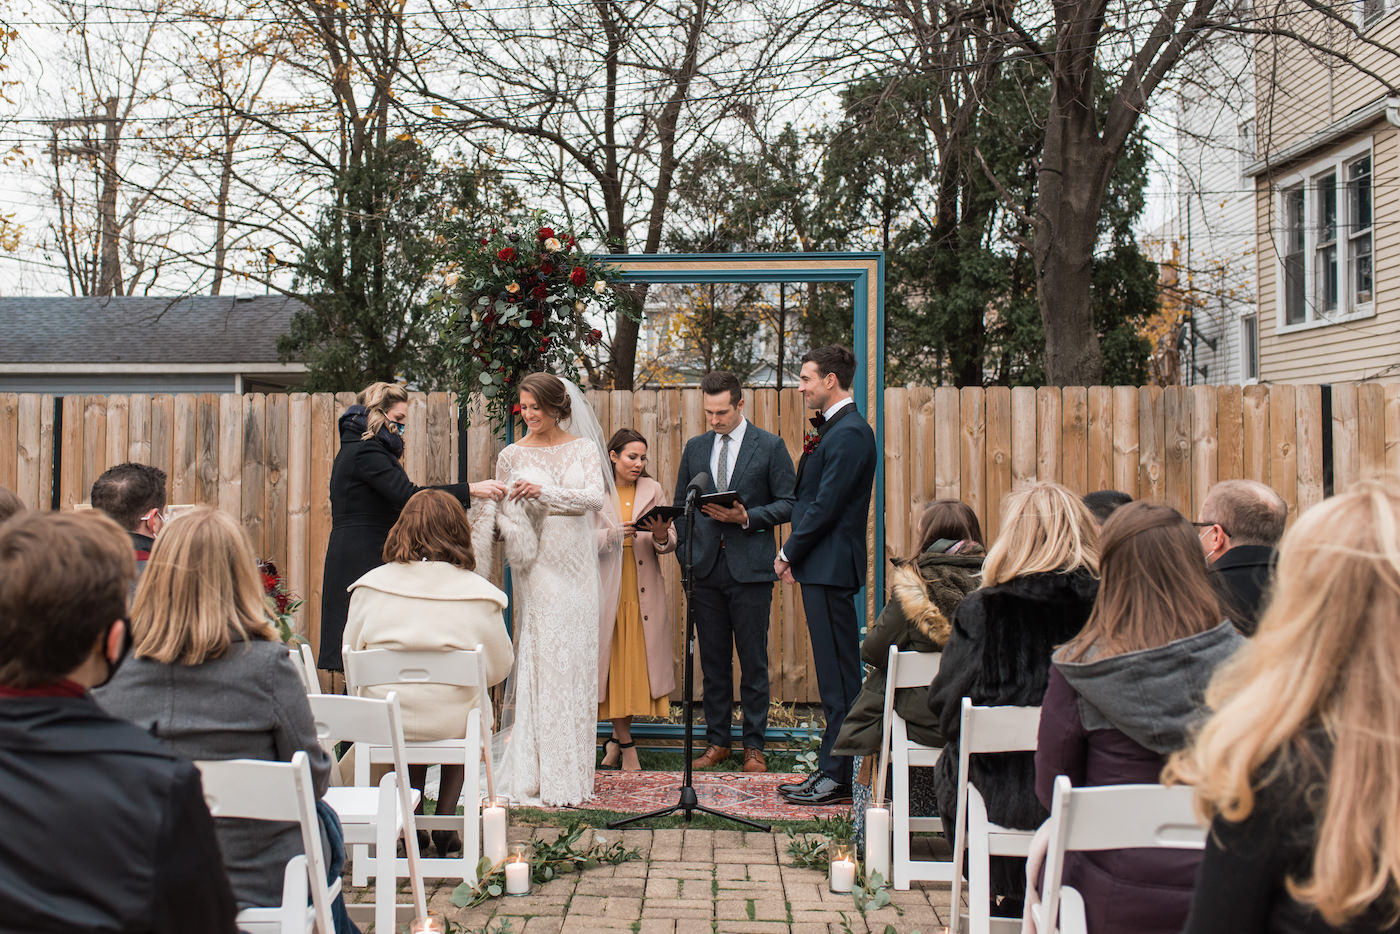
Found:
<box><xmin>323</xmin><ymin>785</ymin><xmax>420</xmax><ymax>835</ymax></box>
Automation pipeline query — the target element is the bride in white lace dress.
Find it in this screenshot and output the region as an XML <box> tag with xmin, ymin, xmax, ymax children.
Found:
<box><xmin>492</xmin><ymin>373</ymin><xmax>621</xmax><ymax>806</ymax></box>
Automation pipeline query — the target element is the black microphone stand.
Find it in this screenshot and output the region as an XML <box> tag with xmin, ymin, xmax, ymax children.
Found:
<box><xmin>608</xmin><ymin>484</ymin><xmax>770</xmax><ymax>832</ymax></box>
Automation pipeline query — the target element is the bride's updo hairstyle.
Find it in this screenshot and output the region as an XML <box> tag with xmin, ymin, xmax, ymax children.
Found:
<box><xmin>519</xmin><ymin>372</ymin><xmax>572</xmax><ymax>424</ymax></box>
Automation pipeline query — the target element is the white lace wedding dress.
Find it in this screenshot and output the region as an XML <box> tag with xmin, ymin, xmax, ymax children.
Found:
<box><xmin>494</xmin><ymin>437</ymin><xmax>605</xmax><ymax>806</ymax></box>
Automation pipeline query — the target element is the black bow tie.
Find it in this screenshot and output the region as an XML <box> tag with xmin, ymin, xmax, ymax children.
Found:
<box><xmin>809</xmin><ymin>413</ymin><xmax>826</xmax><ymax>429</ymax></box>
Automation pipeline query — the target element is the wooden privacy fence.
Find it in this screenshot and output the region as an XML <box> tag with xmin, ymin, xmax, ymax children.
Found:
<box><xmin>2</xmin><ymin>383</ymin><xmax>1398</xmax><ymax>704</ymax></box>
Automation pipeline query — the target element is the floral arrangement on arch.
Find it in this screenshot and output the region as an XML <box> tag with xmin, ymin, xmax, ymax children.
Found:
<box><xmin>441</xmin><ymin>212</ymin><xmax>623</xmax><ymax>428</ymax></box>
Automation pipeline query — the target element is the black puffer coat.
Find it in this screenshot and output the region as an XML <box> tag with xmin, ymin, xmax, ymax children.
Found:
<box><xmin>927</xmin><ymin>568</ymin><xmax>1099</xmax><ymax>901</ymax></box>
<box><xmin>833</xmin><ymin>543</ymin><xmax>983</xmax><ymax>755</ymax></box>
<box><xmin>318</xmin><ymin>414</ymin><xmax>472</xmax><ymax>669</ymax></box>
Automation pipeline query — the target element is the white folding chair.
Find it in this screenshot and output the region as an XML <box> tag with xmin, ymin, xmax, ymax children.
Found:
<box><xmin>194</xmin><ymin>752</ymin><xmax>337</xmax><ymax>934</ymax></box>
<box><xmin>296</xmin><ymin>642</ymin><xmax>321</xmax><ymax>694</ymax></box>
<box><xmin>343</xmin><ymin>645</ymin><xmax>493</xmax><ymax>885</ymax></box>
<box><xmin>307</xmin><ymin>692</ymin><xmax>427</xmax><ymax>934</ymax></box>
<box><xmin>881</xmin><ymin>646</ymin><xmax>955</xmax><ymax>889</ymax></box>
<box><xmin>1030</xmin><ymin>776</ymin><xmax>1205</xmax><ymax>934</ymax></box>
<box><xmin>950</xmin><ymin>700</ymin><xmax>1043</xmax><ymax>934</ymax></box>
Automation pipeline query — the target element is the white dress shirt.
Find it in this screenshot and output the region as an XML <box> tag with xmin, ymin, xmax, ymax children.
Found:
<box><xmin>709</xmin><ymin>417</ymin><xmax>749</xmax><ymax>490</ymax></box>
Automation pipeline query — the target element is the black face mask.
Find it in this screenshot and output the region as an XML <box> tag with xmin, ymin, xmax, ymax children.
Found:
<box><xmin>94</xmin><ymin>619</ymin><xmax>132</xmax><ymax>689</ymax></box>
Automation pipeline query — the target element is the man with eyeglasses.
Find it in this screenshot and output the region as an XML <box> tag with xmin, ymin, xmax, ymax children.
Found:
<box><xmin>1196</xmin><ymin>479</ymin><xmax>1288</xmax><ymax>636</ymax></box>
<box><xmin>91</xmin><ymin>462</ymin><xmax>169</xmax><ymax>577</ymax></box>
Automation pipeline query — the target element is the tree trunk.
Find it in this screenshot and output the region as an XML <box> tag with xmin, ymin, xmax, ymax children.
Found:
<box><xmin>1034</xmin><ymin>100</ymin><xmax>1109</xmax><ymax>385</ymax></box>
<box><xmin>97</xmin><ymin>97</ymin><xmax>123</xmax><ymax>297</ymax></box>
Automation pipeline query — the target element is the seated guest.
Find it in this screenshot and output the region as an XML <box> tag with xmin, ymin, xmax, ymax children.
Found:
<box><xmin>1036</xmin><ymin>502</ymin><xmax>1242</xmax><ymax>934</ymax></box>
<box><xmin>344</xmin><ymin>489</ymin><xmax>513</xmax><ymax>858</ymax></box>
<box><xmin>94</xmin><ymin>507</ymin><xmax>346</xmax><ymax>926</ymax></box>
<box><xmin>90</xmin><ymin>461</ymin><xmax>168</xmax><ymax>575</ymax></box>
<box><xmin>1082</xmin><ymin>489</ymin><xmax>1132</xmax><ymax>528</ymax></box>
<box><xmin>1196</xmin><ymin>479</ymin><xmax>1287</xmax><ymax>635</ymax></box>
<box><xmin>836</xmin><ymin>499</ymin><xmax>985</xmax><ymax>842</ymax></box>
<box><xmin>0</xmin><ymin>484</ymin><xmax>23</xmax><ymax>522</ymax></box>
<box><xmin>0</xmin><ymin>510</ymin><xmax>237</xmax><ymax>932</ymax></box>
<box><xmin>928</xmin><ymin>482</ymin><xmax>1100</xmax><ymax>914</ymax></box>
<box><xmin>1170</xmin><ymin>485</ymin><xmax>1400</xmax><ymax>933</ymax></box>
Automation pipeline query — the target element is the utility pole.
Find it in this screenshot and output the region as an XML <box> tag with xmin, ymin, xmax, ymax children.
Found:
<box><xmin>44</xmin><ymin>97</ymin><xmax>122</xmax><ymax>296</ymax></box>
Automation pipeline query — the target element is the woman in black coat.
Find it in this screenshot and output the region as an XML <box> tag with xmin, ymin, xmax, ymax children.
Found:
<box><xmin>927</xmin><ymin>481</ymin><xmax>1100</xmax><ymax>914</ymax></box>
<box><xmin>318</xmin><ymin>382</ymin><xmax>504</xmax><ymax>670</ymax></box>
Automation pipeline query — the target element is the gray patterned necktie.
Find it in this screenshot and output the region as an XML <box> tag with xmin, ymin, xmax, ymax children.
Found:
<box><xmin>717</xmin><ymin>433</ymin><xmax>730</xmax><ymax>491</ymax></box>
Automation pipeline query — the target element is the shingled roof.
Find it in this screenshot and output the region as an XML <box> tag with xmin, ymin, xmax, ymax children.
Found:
<box><xmin>0</xmin><ymin>295</ymin><xmax>307</xmax><ymax>365</ymax></box>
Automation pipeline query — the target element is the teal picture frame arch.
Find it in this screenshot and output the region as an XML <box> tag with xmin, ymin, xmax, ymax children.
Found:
<box><xmin>605</xmin><ymin>251</ymin><xmax>888</xmax><ymax>618</ymax></box>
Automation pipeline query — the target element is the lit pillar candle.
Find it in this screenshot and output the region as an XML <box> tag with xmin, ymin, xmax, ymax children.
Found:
<box><xmin>505</xmin><ymin>844</ymin><xmax>531</xmax><ymax>896</ymax></box>
<box><xmin>482</xmin><ymin>798</ymin><xmax>508</xmax><ymax>863</ymax></box>
<box><xmin>829</xmin><ymin>838</ymin><xmax>856</xmax><ymax>894</ymax></box>
<box><xmin>864</xmin><ymin>806</ymin><xmax>891</xmax><ymax>884</ymax></box>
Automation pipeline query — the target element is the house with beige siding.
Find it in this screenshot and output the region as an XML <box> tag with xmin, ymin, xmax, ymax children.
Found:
<box><xmin>1245</xmin><ymin>15</ymin><xmax>1400</xmax><ymax>382</ymax></box>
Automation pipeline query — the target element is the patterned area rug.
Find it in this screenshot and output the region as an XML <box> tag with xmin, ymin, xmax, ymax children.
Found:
<box><xmin>586</xmin><ymin>770</ymin><xmax>851</xmax><ymax>821</ymax></box>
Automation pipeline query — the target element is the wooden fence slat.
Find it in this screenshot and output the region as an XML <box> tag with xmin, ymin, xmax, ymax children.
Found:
<box><xmin>934</xmin><ymin>386</ymin><xmax>961</xmax><ymax>501</ymax></box>
<box><xmin>1386</xmin><ymin>383</ymin><xmax>1400</xmax><ymax>479</ymax></box>
<box><xmin>1242</xmin><ymin>385</ymin><xmax>1270</xmax><ymax>483</ymax></box>
<box><xmin>241</xmin><ymin>395</ymin><xmax>266</xmax><ymax>558</ymax></box>
<box><xmin>1011</xmin><ymin>386</ymin><xmax>1037</xmax><ymax>491</ymax></box>
<box><xmin>196</xmin><ymin>394</ymin><xmax>220</xmax><ymax>506</ymax></box>
<box><xmin>171</xmin><ymin>395</ymin><xmax>197</xmax><ymax>506</ymax></box>
<box><xmin>960</xmin><ymin>387</ymin><xmax>986</xmax><ymax>537</ymax></box>
<box><xmin>1216</xmin><ymin>385</ymin><xmax>1244</xmax><ymax>484</ymax></box>
<box><xmin>1139</xmin><ymin>386</ymin><xmax>1165</xmax><ymax>503</ymax></box>
<box><xmin>1061</xmin><ymin>387</ymin><xmax>1087</xmax><ymax>495</ymax></box>
<box><xmin>286</xmin><ymin>394</ymin><xmax>311</xmax><ymax>641</ymax></box>
<box><xmin>1036</xmin><ymin>387</ymin><xmax>1062</xmax><ymax>483</ymax></box>
<box><xmin>985</xmin><ymin>387</ymin><xmax>1013</xmax><ymax>542</ymax></box>
<box><xmin>1163</xmin><ymin>388</ymin><xmax>1192</xmax><ymax>516</ymax></box>
<box><xmin>307</xmin><ymin>393</ymin><xmax>335</xmax><ymax>659</ymax></box>
<box><xmin>1112</xmin><ymin>386</ymin><xmax>1139</xmax><ymax>498</ymax></box>
<box><xmin>911</xmin><ymin>388</ymin><xmax>936</xmax><ymax>507</ymax></box>
<box><xmin>1331</xmin><ymin>383</ymin><xmax>1359</xmax><ymax>494</ymax></box>
<box><xmin>82</xmin><ymin>396</ymin><xmax>108</xmax><ymax>502</ymax></box>
<box><xmin>1358</xmin><ymin>383</ymin><xmax>1388</xmax><ymax>482</ymax></box>
<box><xmin>14</xmin><ymin>394</ymin><xmax>40</xmax><ymax>508</ymax></box>
<box><xmin>1296</xmin><ymin>385</ymin><xmax>1325</xmax><ymax>514</ymax></box>
<box><xmin>105</xmin><ymin>395</ymin><xmax>129</xmax><ymax>471</ymax></box>
<box><xmin>218</xmin><ymin>395</ymin><xmax>243</xmax><ymax>518</ymax></box>
<box><xmin>264</xmin><ymin>393</ymin><xmax>290</xmax><ymax>575</ymax></box>
<box><xmin>884</xmin><ymin>387</ymin><xmax>911</xmax><ymax>561</ymax></box>
<box><xmin>426</xmin><ymin>392</ymin><xmax>454</xmax><ymax>486</ymax></box>
<box><xmin>1269</xmin><ymin>384</ymin><xmax>1298</xmax><ymax>520</ymax></box>
<box><xmin>127</xmin><ymin>393</ymin><xmax>151</xmax><ymax>466</ymax></box>
<box><xmin>0</xmin><ymin>393</ymin><xmax>17</xmax><ymax>493</ymax></box>
<box><xmin>1190</xmin><ymin>386</ymin><xmax>1218</xmax><ymax>520</ymax></box>
<box><xmin>150</xmin><ymin>395</ymin><xmax>175</xmax><ymax>488</ymax></box>
<box><xmin>403</xmin><ymin>393</ymin><xmax>428</xmax><ymax>483</ymax></box>
<box><xmin>59</xmin><ymin>396</ymin><xmax>83</xmax><ymax>508</ymax></box>
<box><xmin>1086</xmin><ymin>387</ymin><xmax>1114</xmax><ymax>495</ymax></box>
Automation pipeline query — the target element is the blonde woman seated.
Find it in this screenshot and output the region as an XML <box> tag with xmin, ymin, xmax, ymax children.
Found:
<box><xmin>344</xmin><ymin>489</ymin><xmax>513</xmax><ymax>858</ymax></box>
<box><xmin>93</xmin><ymin>508</ymin><xmax>339</xmax><ymax>920</ymax></box>
<box><xmin>1168</xmin><ymin>484</ymin><xmax>1400</xmax><ymax>934</ymax></box>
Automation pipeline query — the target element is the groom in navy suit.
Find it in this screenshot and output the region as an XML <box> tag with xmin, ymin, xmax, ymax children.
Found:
<box><xmin>775</xmin><ymin>345</ymin><xmax>877</xmax><ymax>805</ymax></box>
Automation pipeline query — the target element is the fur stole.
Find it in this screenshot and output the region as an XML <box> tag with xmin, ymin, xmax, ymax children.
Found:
<box><xmin>468</xmin><ymin>467</ymin><xmax>550</xmax><ymax>572</ymax></box>
<box><xmin>888</xmin><ymin>562</ymin><xmax>952</xmax><ymax>646</ymax></box>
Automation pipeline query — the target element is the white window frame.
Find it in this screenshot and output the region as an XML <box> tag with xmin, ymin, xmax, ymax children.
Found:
<box><xmin>1240</xmin><ymin>313</ymin><xmax>1259</xmax><ymax>383</ymax></box>
<box><xmin>1273</xmin><ymin>137</ymin><xmax>1378</xmax><ymax>333</ymax></box>
<box><xmin>1356</xmin><ymin>0</ymin><xmax>1391</xmax><ymax>30</ymax></box>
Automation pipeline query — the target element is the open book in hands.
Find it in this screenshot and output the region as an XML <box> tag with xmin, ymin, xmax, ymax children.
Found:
<box><xmin>634</xmin><ymin>491</ymin><xmax>742</xmax><ymax>527</ymax></box>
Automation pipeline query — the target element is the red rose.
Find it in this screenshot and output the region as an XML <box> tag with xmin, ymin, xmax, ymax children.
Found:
<box><xmin>567</xmin><ymin>235</ymin><xmax>577</xmax><ymax>249</ymax></box>
<box><xmin>569</xmin><ymin>266</ymin><xmax>586</xmax><ymax>286</ymax></box>
<box><xmin>540</xmin><ymin>261</ymin><xmax>553</xmax><ymax>275</ymax></box>
<box><xmin>479</xmin><ymin>237</ymin><xmax>488</xmax><ymax>245</ymax></box>
<box><xmin>531</xmin><ymin>284</ymin><xmax>547</xmax><ymax>300</ymax></box>
<box><xmin>497</xmin><ymin>246</ymin><xmax>517</xmax><ymax>263</ymax></box>
<box><xmin>537</xmin><ymin>227</ymin><xmax>555</xmax><ymax>240</ymax></box>
<box><xmin>585</xmin><ymin>328</ymin><xmax>603</xmax><ymax>346</ymax></box>
<box><xmin>512</xmin><ymin>403</ymin><xmax>522</xmax><ymax>415</ymax></box>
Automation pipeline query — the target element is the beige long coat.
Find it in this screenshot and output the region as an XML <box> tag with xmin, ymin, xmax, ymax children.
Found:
<box><xmin>599</xmin><ymin>475</ymin><xmax>678</xmax><ymax>703</ymax></box>
<box><xmin>345</xmin><ymin>561</ymin><xmax>513</xmax><ymax>741</ymax></box>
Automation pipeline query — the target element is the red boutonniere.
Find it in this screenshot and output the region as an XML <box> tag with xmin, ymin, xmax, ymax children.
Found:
<box><xmin>803</xmin><ymin>429</ymin><xmax>821</xmax><ymax>455</ymax></box>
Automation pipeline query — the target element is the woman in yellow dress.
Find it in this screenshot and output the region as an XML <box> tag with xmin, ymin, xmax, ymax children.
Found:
<box><xmin>599</xmin><ymin>429</ymin><xmax>677</xmax><ymax>771</ymax></box>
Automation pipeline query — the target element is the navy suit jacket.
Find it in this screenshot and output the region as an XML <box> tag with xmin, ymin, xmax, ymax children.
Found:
<box><xmin>674</xmin><ymin>421</ymin><xmax>796</xmax><ymax>583</ymax></box>
<box><xmin>784</xmin><ymin>403</ymin><xmax>877</xmax><ymax>590</ymax></box>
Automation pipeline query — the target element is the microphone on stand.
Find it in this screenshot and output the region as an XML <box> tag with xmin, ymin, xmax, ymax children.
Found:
<box><xmin>684</xmin><ymin>472</ymin><xmax>711</xmax><ymax>513</ymax></box>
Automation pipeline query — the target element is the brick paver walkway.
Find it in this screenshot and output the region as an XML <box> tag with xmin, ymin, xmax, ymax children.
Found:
<box><xmin>356</xmin><ymin>827</ymin><xmax>956</xmax><ymax>933</ymax></box>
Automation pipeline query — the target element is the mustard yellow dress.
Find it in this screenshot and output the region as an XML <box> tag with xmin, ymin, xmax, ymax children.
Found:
<box><xmin>598</xmin><ymin>483</ymin><xmax>669</xmax><ymax>719</ymax></box>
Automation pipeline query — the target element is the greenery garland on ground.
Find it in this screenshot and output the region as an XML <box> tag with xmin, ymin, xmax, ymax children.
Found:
<box><xmin>439</xmin><ymin>211</ymin><xmax>624</xmax><ymax>428</ymax></box>
<box><xmin>449</xmin><ymin>820</ymin><xmax>640</xmax><ymax>908</ymax></box>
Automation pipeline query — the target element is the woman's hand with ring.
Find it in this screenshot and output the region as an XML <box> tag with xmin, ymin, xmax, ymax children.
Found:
<box><xmin>510</xmin><ymin>480</ymin><xmax>543</xmax><ymax>500</ymax></box>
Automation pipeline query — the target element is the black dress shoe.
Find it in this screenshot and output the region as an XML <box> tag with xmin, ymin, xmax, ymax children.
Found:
<box><xmin>782</xmin><ymin>774</ymin><xmax>853</xmax><ymax>805</ymax></box>
<box><xmin>777</xmin><ymin>772</ymin><xmax>823</xmax><ymax>795</ymax></box>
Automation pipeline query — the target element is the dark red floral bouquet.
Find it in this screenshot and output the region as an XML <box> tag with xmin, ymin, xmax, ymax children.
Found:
<box><xmin>440</xmin><ymin>211</ymin><xmax>625</xmax><ymax>428</ymax></box>
<box><xmin>257</xmin><ymin>560</ymin><xmax>304</xmax><ymax>645</ymax></box>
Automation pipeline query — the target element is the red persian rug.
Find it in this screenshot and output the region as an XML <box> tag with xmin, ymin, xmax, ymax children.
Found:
<box><xmin>586</xmin><ymin>770</ymin><xmax>850</xmax><ymax>821</ymax></box>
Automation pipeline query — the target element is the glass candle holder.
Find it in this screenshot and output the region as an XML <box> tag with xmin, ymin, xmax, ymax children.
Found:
<box><xmin>505</xmin><ymin>842</ymin><xmax>532</xmax><ymax>896</ymax></box>
<box><xmin>864</xmin><ymin>805</ymin><xmax>891</xmax><ymax>884</ymax></box>
<box><xmin>409</xmin><ymin>915</ymin><xmax>446</xmax><ymax>933</ymax></box>
<box><xmin>482</xmin><ymin>796</ymin><xmax>510</xmax><ymax>863</ymax></box>
<box><xmin>828</xmin><ymin>837</ymin><xmax>856</xmax><ymax>893</ymax></box>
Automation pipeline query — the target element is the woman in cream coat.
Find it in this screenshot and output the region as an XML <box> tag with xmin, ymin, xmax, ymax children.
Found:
<box><xmin>599</xmin><ymin>429</ymin><xmax>678</xmax><ymax>771</ymax></box>
<box><xmin>345</xmin><ymin>489</ymin><xmax>513</xmax><ymax>857</ymax></box>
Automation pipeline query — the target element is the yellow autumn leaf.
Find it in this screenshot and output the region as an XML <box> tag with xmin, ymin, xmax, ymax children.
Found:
<box><xmin>432</xmin><ymin>104</ymin><xmax>444</xmax><ymax>116</ymax></box>
<box><xmin>396</xmin><ymin>132</ymin><xmax>413</xmax><ymax>141</ymax></box>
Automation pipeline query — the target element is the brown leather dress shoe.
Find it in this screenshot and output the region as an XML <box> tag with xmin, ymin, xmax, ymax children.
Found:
<box><xmin>742</xmin><ymin>748</ymin><xmax>767</xmax><ymax>773</ymax></box>
<box><xmin>691</xmin><ymin>745</ymin><xmax>731</xmax><ymax>769</ymax></box>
